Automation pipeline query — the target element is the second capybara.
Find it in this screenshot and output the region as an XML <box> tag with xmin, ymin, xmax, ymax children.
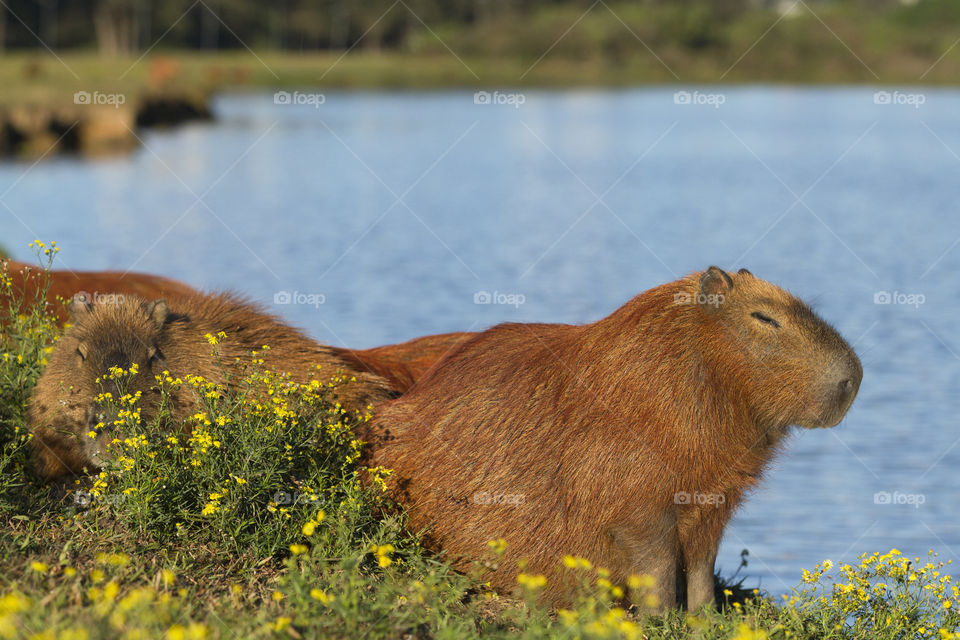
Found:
<box><xmin>1</xmin><ymin>257</ymin><xmax>473</xmax><ymax>395</ymax></box>
<box><xmin>29</xmin><ymin>292</ymin><xmax>396</xmax><ymax>481</ymax></box>
<box><xmin>1</xmin><ymin>259</ymin><xmax>198</xmax><ymax>325</ymax></box>
<box><xmin>361</xmin><ymin>267</ymin><xmax>862</xmax><ymax>610</ymax></box>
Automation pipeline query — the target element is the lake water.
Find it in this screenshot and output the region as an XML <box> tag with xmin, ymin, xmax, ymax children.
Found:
<box><xmin>2</xmin><ymin>87</ymin><xmax>959</xmax><ymax>595</ymax></box>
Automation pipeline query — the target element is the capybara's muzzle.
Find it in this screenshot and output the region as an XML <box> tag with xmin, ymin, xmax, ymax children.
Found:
<box><xmin>811</xmin><ymin>351</ymin><xmax>862</xmax><ymax>428</ymax></box>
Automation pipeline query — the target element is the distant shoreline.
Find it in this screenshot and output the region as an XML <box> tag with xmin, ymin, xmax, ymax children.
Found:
<box><xmin>0</xmin><ymin>50</ymin><xmax>954</xmax><ymax>158</ymax></box>
<box><xmin>2</xmin><ymin>51</ymin><xmax>959</xmax><ymax>103</ymax></box>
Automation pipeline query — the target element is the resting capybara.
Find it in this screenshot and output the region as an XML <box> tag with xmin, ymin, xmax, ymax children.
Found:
<box><xmin>362</xmin><ymin>267</ymin><xmax>862</xmax><ymax>610</ymax></box>
<box><xmin>29</xmin><ymin>292</ymin><xmax>395</xmax><ymax>481</ymax></box>
<box><xmin>1</xmin><ymin>259</ymin><xmax>198</xmax><ymax>325</ymax></box>
<box><xmin>1</xmin><ymin>258</ymin><xmax>472</xmax><ymax>394</ymax></box>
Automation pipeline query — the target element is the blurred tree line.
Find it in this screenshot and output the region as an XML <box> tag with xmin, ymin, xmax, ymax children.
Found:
<box><xmin>0</xmin><ymin>0</ymin><xmax>958</xmax><ymax>56</ymax></box>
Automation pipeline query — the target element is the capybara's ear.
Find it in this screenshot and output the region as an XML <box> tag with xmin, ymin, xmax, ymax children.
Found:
<box><xmin>699</xmin><ymin>266</ymin><xmax>733</xmax><ymax>297</ymax></box>
<box><xmin>68</xmin><ymin>295</ymin><xmax>93</xmax><ymax>317</ymax></box>
<box><xmin>737</xmin><ymin>268</ymin><xmax>753</xmax><ymax>276</ymax></box>
<box><xmin>147</xmin><ymin>300</ymin><xmax>170</xmax><ymax>328</ymax></box>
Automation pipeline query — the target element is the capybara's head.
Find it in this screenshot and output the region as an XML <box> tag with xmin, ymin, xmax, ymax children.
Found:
<box><xmin>29</xmin><ymin>297</ymin><xmax>173</xmax><ymax>467</ymax></box>
<box><xmin>690</xmin><ymin>266</ymin><xmax>862</xmax><ymax>430</ymax></box>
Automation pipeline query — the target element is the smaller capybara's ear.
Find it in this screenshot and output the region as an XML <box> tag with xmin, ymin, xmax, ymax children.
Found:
<box><xmin>68</xmin><ymin>295</ymin><xmax>93</xmax><ymax>317</ymax></box>
<box><xmin>737</xmin><ymin>268</ymin><xmax>753</xmax><ymax>276</ymax></box>
<box><xmin>699</xmin><ymin>266</ymin><xmax>733</xmax><ymax>298</ymax></box>
<box><xmin>147</xmin><ymin>300</ymin><xmax>170</xmax><ymax>328</ymax></box>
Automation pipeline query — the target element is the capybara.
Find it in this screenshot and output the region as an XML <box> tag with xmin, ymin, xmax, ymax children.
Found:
<box><xmin>29</xmin><ymin>292</ymin><xmax>395</xmax><ymax>481</ymax></box>
<box><xmin>361</xmin><ymin>267</ymin><xmax>862</xmax><ymax>610</ymax></box>
<box><xmin>1</xmin><ymin>259</ymin><xmax>197</xmax><ymax>325</ymax></box>
<box><xmin>334</xmin><ymin>332</ymin><xmax>476</xmax><ymax>393</ymax></box>
<box><xmin>1</xmin><ymin>258</ymin><xmax>472</xmax><ymax>394</ymax></box>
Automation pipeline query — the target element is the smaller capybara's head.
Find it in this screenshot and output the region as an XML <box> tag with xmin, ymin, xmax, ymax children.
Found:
<box><xmin>29</xmin><ymin>297</ymin><xmax>173</xmax><ymax>470</ymax></box>
<box><xmin>692</xmin><ymin>266</ymin><xmax>862</xmax><ymax>430</ymax></box>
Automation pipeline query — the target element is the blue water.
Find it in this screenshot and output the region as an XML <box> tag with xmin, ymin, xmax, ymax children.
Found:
<box><xmin>3</xmin><ymin>87</ymin><xmax>959</xmax><ymax>595</ymax></box>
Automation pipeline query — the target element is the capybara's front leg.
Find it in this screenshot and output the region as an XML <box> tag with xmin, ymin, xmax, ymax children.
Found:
<box><xmin>608</xmin><ymin>511</ymin><xmax>680</xmax><ymax>611</ymax></box>
<box><xmin>30</xmin><ymin>427</ymin><xmax>90</xmax><ymax>480</ymax></box>
<box><xmin>685</xmin><ymin>547</ymin><xmax>717</xmax><ymax>610</ymax></box>
<box><xmin>679</xmin><ymin>502</ymin><xmax>727</xmax><ymax>609</ymax></box>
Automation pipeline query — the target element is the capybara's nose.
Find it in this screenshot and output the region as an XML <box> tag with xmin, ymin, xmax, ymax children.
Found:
<box><xmin>838</xmin><ymin>378</ymin><xmax>854</xmax><ymax>400</ymax></box>
<box><xmin>836</xmin><ymin>356</ymin><xmax>862</xmax><ymax>405</ymax></box>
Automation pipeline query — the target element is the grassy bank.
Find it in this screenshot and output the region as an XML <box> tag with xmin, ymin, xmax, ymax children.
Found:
<box><xmin>1</xmin><ymin>45</ymin><xmax>958</xmax><ymax>110</ymax></box>
<box><xmin>4</xmin><ymin>1</ymin><xmax>960</xmax><ymax>157</ymax></box>
<box><xmin>4</xmin><ymin>1</ymin><xmax>960</xmax><ymax>101</ymax></box>
<box><xmin>2</xmin><ymin>244</ymin><xmax>959</xmax><ymax>639</ymax></box>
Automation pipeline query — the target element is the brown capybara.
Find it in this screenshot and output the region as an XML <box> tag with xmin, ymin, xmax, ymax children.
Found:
<box><xmin>29</xmin><ymin>292</ymin><xmax>395</xmax><ymax>481</ymax></box>
<box><xmin>334</xmin><ymin>332</ymin><xmax>476</xmax><ymax>393</ymax></box>
<box><xmin>361</xmin><ymin>267</ymin><xmax>862</xmax><ymax>610</ymax></box>
<box><xmin>1</xmin><ymin>258</ymin><xmax>472</xmax><ymax>395</ymax></box>
<box><xmin>1</xmin><ymin>259</ymin><xmax>197</xmax><ymax>325</ymax></box>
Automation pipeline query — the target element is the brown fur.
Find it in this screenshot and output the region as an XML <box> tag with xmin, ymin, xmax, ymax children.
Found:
<box><xmin>334</xmin><ymin>332</ymin><xmax>476</xmax><ymax>393</ymax></box>
<box><xmin>2</xmin><ymin>259</ymin><xmax>197</xmax><ymax>324</ymax></box>
<box><xmin>29</xmin><ymin>292</ymin><xmax>395</xmax><ymax>481</ymax></box>
<box><xmin>1</xmin><ymin>259</ymin><xmax>476</xmax><ymax>395</ymax></box>
<box><xmin>361</xmin><ymin>267</ymin><xmax>862</xmax><ymax>610</ymax></box>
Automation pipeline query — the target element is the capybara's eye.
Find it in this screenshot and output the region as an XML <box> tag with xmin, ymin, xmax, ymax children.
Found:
<box><xmin>75</xmin><ymin>345</ymin><xmax>87</xmax><ymax>361</ymax></box>
<box><xmin>148</xmin><ymin>347</ymin><xmax>163</xmax><ymax>363</ymax></box>
<box><xmin>751</xmin><ymin>311</ymin><xmax>781</xmax><ymax>329</ymax></box>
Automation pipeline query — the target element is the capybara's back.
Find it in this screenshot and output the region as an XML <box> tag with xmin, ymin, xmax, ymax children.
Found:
<box><xmin>332</xmin><ymin>332</ymin><xmax>476</xmax><ymax>393</ymax></box>
<box><xmin>1</xmin><ymin>259</ymin><xmax>197</xmax><ymax>325</ymax></box>
<box><xmin>29</xmin><ymin>292</ymin><xmax>394</xmax><ymax>480</ymax></box>
<box><xmin>363</xmin><ymin>267</ymin><xmax>861</xmax><ymax>609</ymax></box>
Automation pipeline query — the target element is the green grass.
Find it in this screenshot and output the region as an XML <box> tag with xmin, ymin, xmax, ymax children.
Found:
<box><xmin>4</xmin><ymin>0</ymin><xmax>960</xmax><ymax>110</ymax></box>
<box><xmin>2</xmin><ymin>0</ymin><xmax>960</xmax><ymax>129</ymax></box>
<box><xmin>2</xmin><ymin>243</ymin><xmax>959</xmax><ymax>639</ymax></box>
